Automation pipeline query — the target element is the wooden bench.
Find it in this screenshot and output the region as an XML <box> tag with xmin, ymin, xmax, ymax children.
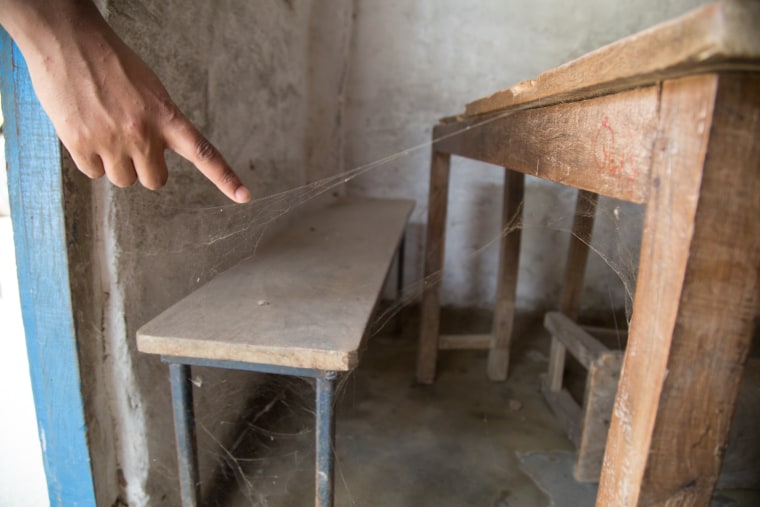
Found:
<box><xmin>541</xmin><ymin>311</ymin><xmax>626</xmax><ymax>483</ymax></box>
<box><xmin>542</xmin><ymin>311</ymin><xmax>760</xmax><ymax>488</ymax></box>
<box><xmin>137</xmin><ymin>197</ymin><xmax>414</xmax><ymax>507</ymax></box>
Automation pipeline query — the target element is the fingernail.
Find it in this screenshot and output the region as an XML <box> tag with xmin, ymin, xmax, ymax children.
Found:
<box><xmin>235</xmin><ymin>186</ymin><xmax>251</xmax><ymax>203</ymax></box>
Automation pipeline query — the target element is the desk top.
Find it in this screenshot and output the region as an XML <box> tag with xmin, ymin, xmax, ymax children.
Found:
<box><xmin>463</xmin><ymin>0</ymin><xmax>760</xmax><ymax>118</ymax></box>
<box><xmin>137</xmin><ymin>198</ymin><xmax>414</xmax><ymax>372</ymax></box>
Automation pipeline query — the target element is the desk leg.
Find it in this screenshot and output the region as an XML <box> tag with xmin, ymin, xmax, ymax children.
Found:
<box><xmin>316</xmin><ymin>371</ymin><xmax>337</xmax><ymax>507</ymax></box>
<box><xmin>418</xmin><ymin>151</ymin><xmax>451</xmax><ymax>383</ymax></box>
<box><xmin>169</xmin><ymin>362</ymin><xmax>201</xmax><ymax>507</ymax></box>
<box><xmin>487</xmin><ymin>169</ymin><xmax>524</xmax><ymax>381</ymax></box>
<box><xmin>546</xmin><ymin>190</ymin><xmax>598</xmax><ymax>391</ymax></box>
<box><xmin>598</xmin><ymin>74</ymin><xmax>760</xmax><ymax>506</ymax></box>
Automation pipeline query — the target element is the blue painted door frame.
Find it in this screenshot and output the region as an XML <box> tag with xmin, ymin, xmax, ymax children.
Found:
<box><xmin>0</xmin><ymin>31</ymin><xmax>98</xmax><ymax>506</ymax></box>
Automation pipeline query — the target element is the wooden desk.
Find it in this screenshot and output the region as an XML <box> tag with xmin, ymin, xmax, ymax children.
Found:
<box><xmin>417</xmin><ymin>1</ymin><xmax>760</xmax><ymax>505</ymax></box>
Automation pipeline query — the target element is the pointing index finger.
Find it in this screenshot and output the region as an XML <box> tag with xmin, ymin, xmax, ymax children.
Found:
<box><xmin>164</xmin><ymin>116</ymin><xmax>251</xmax><ymax>203</ymax></box>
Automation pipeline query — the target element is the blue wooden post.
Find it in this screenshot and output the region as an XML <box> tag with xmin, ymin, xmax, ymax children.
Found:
<box><xmin>0</xmin><ymin>30</ymin><xmax>97</xmax><ymax>506</ymax></box>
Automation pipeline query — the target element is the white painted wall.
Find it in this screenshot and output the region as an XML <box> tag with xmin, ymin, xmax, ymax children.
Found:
<box><xmin>344</xmin><ymin>0</ymin><xmax>708</xmax><ymax>314</ymax></box>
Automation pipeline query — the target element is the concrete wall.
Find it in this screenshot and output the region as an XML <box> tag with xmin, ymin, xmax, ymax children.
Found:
<box><xmin>65</xmin><ymin>1</ymin><xmax>354</xmax><ymax>504</ymax></box>
<box><xmin>344</xmin><ymin>0</ymin><xmax>708</xmax><ymax>316</ymax></box>
<box><xmin>65</xmin><ymin>0</ymin><xmax>713</xmax><ymax>504</ymax></box>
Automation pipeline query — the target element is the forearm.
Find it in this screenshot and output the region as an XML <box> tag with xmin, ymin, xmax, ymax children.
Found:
<box><xmin>0</xmin><ymin>0</ymin><xmax>250</xmax><ymax>202</ymax></box>
<box><xmin>0</xmin><ymin>1</ymin><xmax>106</xmax><ymax>53</ymax></box>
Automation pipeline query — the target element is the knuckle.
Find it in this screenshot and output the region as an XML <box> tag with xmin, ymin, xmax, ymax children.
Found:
<box><xmin>111</xmin><ymin>172</ymin><xmax>137</xmax><ymax>188</ymax></box>
<box><xmin>156</xmin><ymin>94</ymin><xmax>179</xmax><ymax>122</ymax></box>
<box><xmin>196</xmin><ymin>139</ymin><xmax>220</xmax><ymax>162</ymax></box>
<box><xmin>142</xmin><ymin>172</ymin><xmax>167</xmax><ymax>190</ymax></box>
<box><xmin>124</xmin><ymin>118</ymin><xmax>148</xmax><ymax>139</ymax></box>
<box><xmin>220</xmin><ymin>167</ymin><xmax>238</xmax><ymax>186</ymax></box>
<box><xmin>84</xmin><ymin>166</ymin><xmax>106</xmax><ymax>180</ymax></box>
<box><xmin>65</xmin><ymin>131</ymin><xmax>88</xmax><ymax>154</ymax></box>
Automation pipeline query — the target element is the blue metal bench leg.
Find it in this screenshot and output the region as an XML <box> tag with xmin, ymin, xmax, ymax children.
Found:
<box><xmin>396</xmin><ymin>234</ymin><xmax>406</xmax><ymax>299</ymax></box>
<box><xmin>315</xmin><ymin>371</ymin><xmax>337</xmax><ymax>507</ymax></box>
<box><xmin>169</xmin><ymin>362</ymin><xmax>201</xmax><ymax>507</ymax></box>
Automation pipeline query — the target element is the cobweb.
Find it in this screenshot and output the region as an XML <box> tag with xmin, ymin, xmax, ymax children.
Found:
<box><xmin>114</xmin><ymin>111</ymin><xmax>644</xmax><ymax>506</ymax></box>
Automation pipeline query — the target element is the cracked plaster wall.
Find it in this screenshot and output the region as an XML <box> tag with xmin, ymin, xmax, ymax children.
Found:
<box><xmin>69</xmin><ymin>0</ymin><xmax>354</xmax><ymax>504</ymax></box>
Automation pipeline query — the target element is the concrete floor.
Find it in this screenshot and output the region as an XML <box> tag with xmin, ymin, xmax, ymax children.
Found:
<box><xmin>1</xmin><ymin>192</ymin><xmax>756</xmax><ymax>506</ymax></box>
<box><xmin>202</xmin><ymin>311</ymin><xmax>760</xmax><ymax>507</ymax></box>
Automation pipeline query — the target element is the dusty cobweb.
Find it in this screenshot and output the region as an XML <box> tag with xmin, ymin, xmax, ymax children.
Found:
<box><xmin>117</xmin><ymin>111</ymin><xmax>643</xmax><ymax>506</ymax></box>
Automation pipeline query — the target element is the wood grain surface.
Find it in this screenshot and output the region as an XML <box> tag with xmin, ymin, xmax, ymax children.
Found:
<box><xmin>545</xmin><ymin>312</ymin><xmax>608</xmax><ymax>371</ymax></box>
<box><xmin>576</xmin><ymin>352</ymin><xmax>623</xmax><ymax>483</ymax></box>
<box><xmin>137</xmin><ymin>198</ymin><xmax>414</xmax><ymax>371</ymax></box>
<box><xmin>487</xmin><ymin>170</ymin><xmax>524</xmax><ymax>381</ymax></box>
<box><xmin>547</xmin><ymin>191</ymin><xmax>598</xmax><ymax>391</ymax></box>
<box><xmin>598</xmin><ymin>73</ymin><xmax>760</xmax><ymax>506</ymax></box>
<box><xmin>635</xmin><ymin>73</ymin><xmax>760</xmax><ymax>505</ymax></box>
<box><xmin>417</xmin><ymin>152</ymin><xmax>452</xmax><ymax>383</ymax></box>
<box><xmin>434</xmin><ymin>86</ymin><xmax>659</xmax><ymax>204</ymax></box>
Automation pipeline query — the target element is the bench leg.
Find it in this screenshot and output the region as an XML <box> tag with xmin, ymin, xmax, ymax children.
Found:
<box><xmin>394</xmin><ymin>234</ymin><xmax>407</xmax><ymax>334</ymax></box>
<box><xmin>396</xmin><ymin>233</ymin><xmax>406</xmax><ymax>299</ymax></box>
<box><xmin>315</xmin><ymin>371</ymin><xmax>337</xmax><ymax>507</ymax></box>
<box><xmin>169</xmin><ymin>362</ymin><xmax>201</xmax><ymax>507</ymax></box>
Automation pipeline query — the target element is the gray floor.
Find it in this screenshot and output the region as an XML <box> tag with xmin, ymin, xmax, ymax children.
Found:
<box><xmin>211</xmin><ymin>312</ymin><xmax>760</xmax><ymax>507</ymax></box>
<box><xmin>215</xmin><ymin>315</ymin><xmax>562</xmax><ymax>507</ymax></box>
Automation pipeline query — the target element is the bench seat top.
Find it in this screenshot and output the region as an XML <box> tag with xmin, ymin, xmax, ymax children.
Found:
<box><xmin>461</xmin><ymin>0</ymin><xmax>760</xmax><ymax>118</ymax></box>
<box><xmin>137</xmin><ymin>197</ymin><xmax>414</xmax><ymax>372</ymax></box>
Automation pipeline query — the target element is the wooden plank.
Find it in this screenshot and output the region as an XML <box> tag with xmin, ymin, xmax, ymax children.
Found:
<box><xmin>635</xmin><ymin>72</ymin><xmax>760</xmax><ymax>505</ymax></box>
<box><xmin>545</xmin><ymin>338</ymin><xmax>567</xmax><ymax>393</ymax></box>
<box><xmin>718</xmin><ymin>358</ymin><xmax>760</xmax><ymax>489</ymax></box>
<box><xmin>137</xmin><ymin>198</ymin><xmax>413</xmax><ymax>372</ymax></box>
<box><xmin>487</xmin><ymin>170</ymin><xmax>523</xmax><ymax>381</ymax></box>
<box><xmin>575</xmin><ymin>352</ymin><xmax>624</xmax><ymax>483</ymax></box>
<box><xmin>545</xmin><ymin>312</ymin><xmax>609</xmax><ymax>370</ymax></box>
<box><xmin>464</xmin><ymin>1</ymin><xmax>760</xmax><ymax>117</ymax></box>
<box><xmin>434</xmin><ymin>86</ymin><xmax>659</xmax><ymax>204</ymax></box>
<box><xmin>417</xmin><ymin>151</ymin><xmax>451</xmax><ymax>383</ymax></box>
<box><xmin>597</xmin><ymin>73</ymin><xmax>717</xmax><ymax>507</ymax></box>
<box><xmin>560</xmin><ymin>191</ymin><xmax>598</xmax><ymax>317</ymax></box>
<box><xmin>547</xmin><ymin>190</ymin><xmax>598</xmax><ymax>390</ymax></box>
<box><xmin>554</xmin><ymin>355</ymin><xmax>760</xmax><ymax>486</ymax></box>
<box><xmin>540</xmin><ymin>381</ymin><xmax>582</xmax><ymax>447</ymax></box>
<box><xmin>438</xmin><ymin>334</ymin><xmax>491</xmax><ymax>350</ymax></box>
<box><xmin>0</xmin><ymin>32</ymin><xmax>98</xmax><ymax>506</ymax></box>
<box><xmin>599</xmin><ymin>73</ymin><xmax>760</xmax><ymax>506</ymax></box>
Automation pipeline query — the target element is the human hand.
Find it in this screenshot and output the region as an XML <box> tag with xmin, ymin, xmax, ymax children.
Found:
<box><xmin>0</xmin><ymin>0</ymin><xmax>250</xmax><ymax>203</ymax></box>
